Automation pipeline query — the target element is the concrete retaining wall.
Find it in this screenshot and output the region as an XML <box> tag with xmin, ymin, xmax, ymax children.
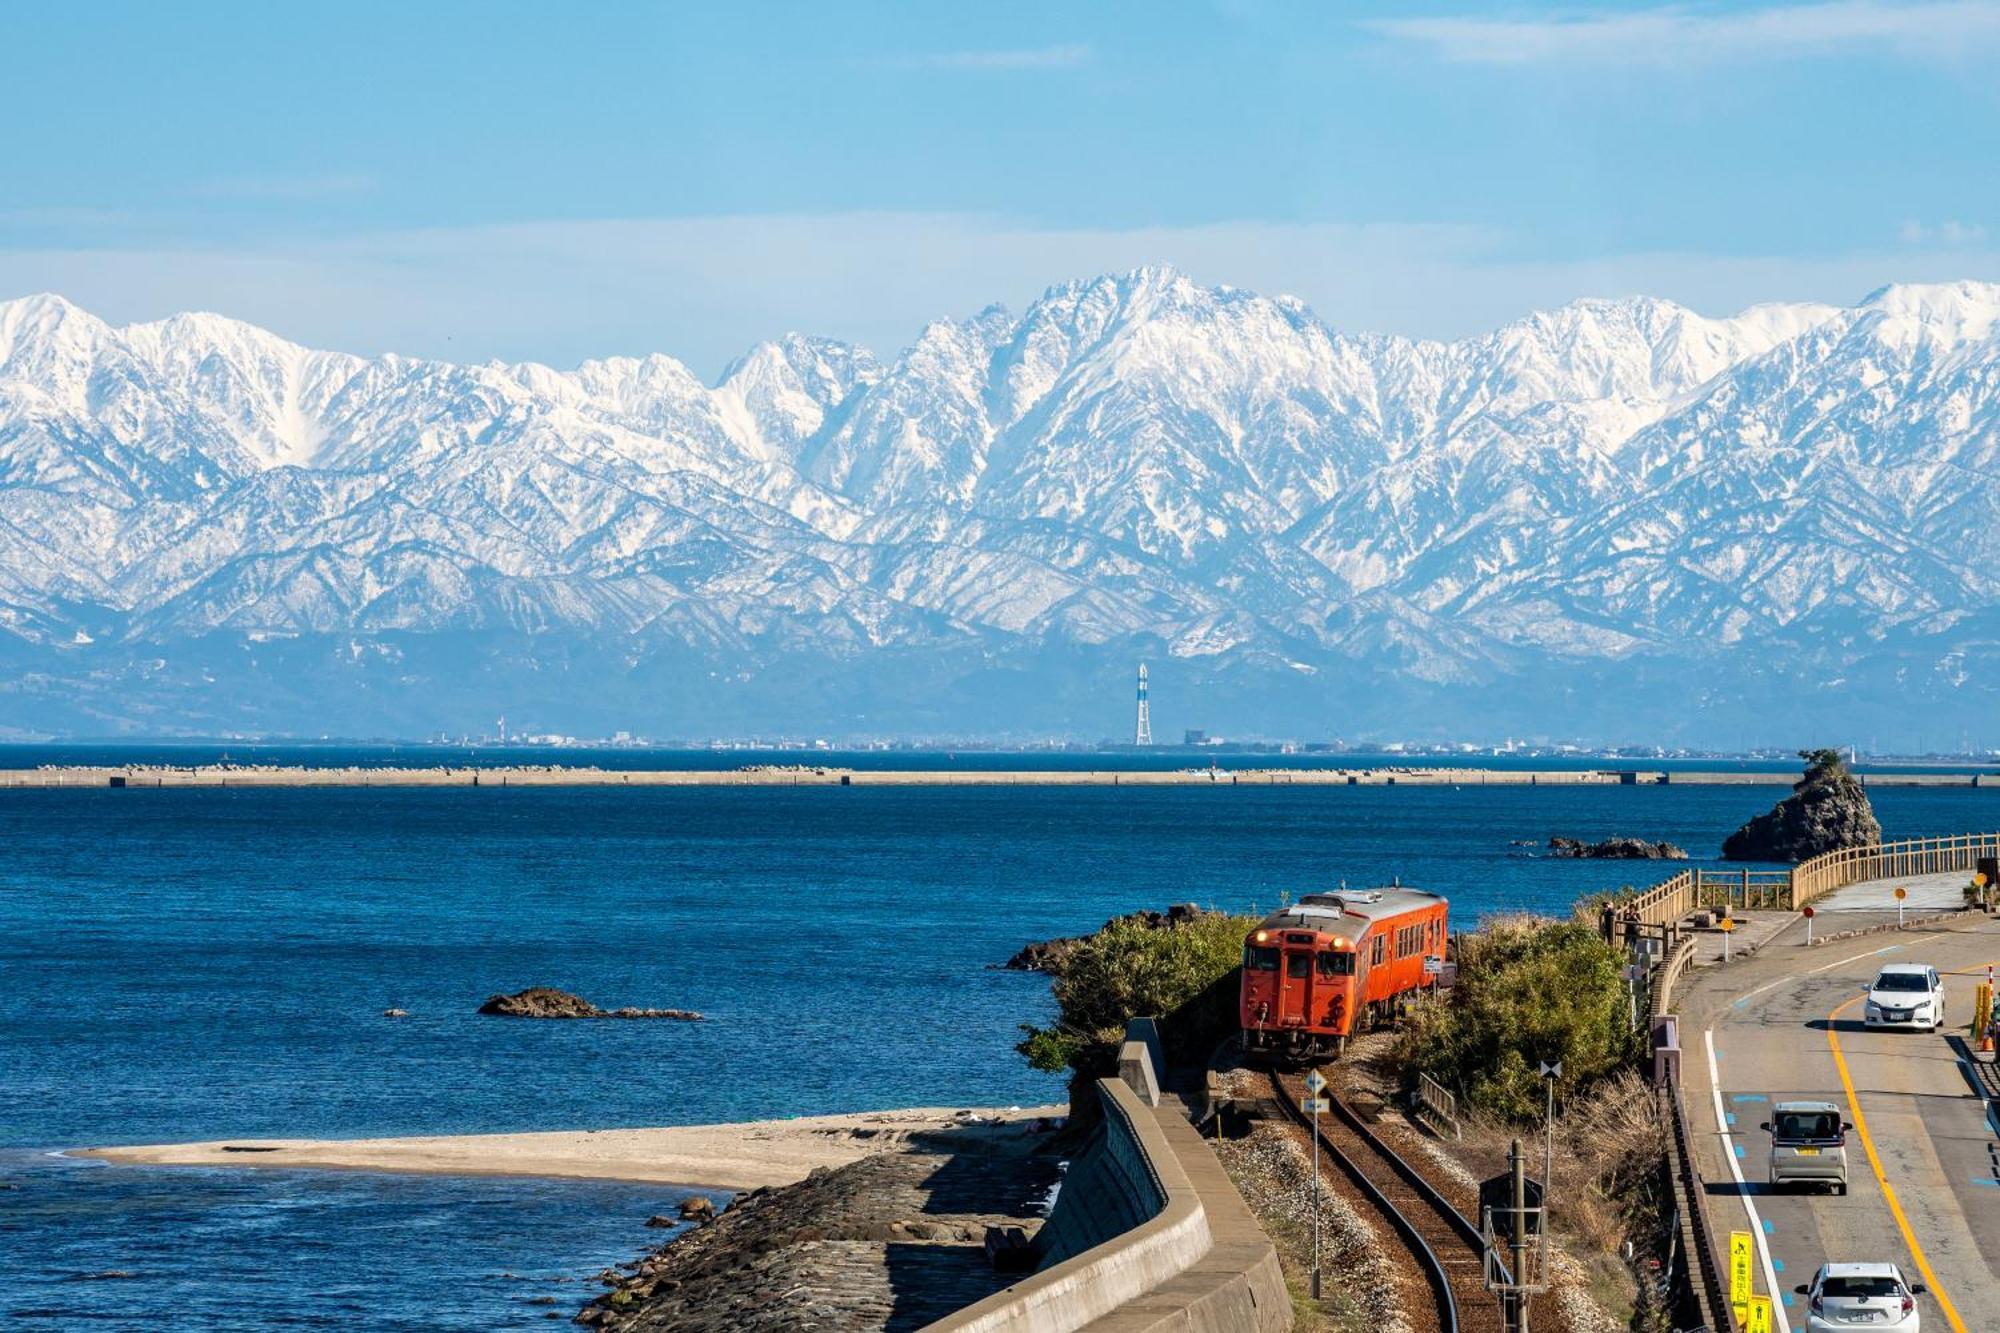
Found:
<box><xmin>923</xmin><ymin>1047</ymin><xmax>1289</xmax><ymax>1333</ymax></box>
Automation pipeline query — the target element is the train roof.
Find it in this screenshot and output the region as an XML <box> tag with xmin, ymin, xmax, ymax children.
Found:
<box><xmin>1254</xmin><ymin>886</ymin><xmax>1445</xmax><ymax>935</ymax></box>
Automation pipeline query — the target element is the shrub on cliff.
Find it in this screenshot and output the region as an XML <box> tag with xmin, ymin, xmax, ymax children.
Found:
<box><xmin>1016</xmin><ymin>910</ymin><xmax>1258</xmax><ymax>1083</ymax></box>
<box><xmin>1394</xmin><ymin>916</ymin><xmax>1639</xmax><ymax>1121</ymax></box>
<box><xmin>1721</xmin><ymin>748</ymin><xmax>1881</xmax><ymax>863</ymax></box>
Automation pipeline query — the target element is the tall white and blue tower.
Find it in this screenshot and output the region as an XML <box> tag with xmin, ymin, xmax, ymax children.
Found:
<box><xmin>1134</xmin><ymin>663</ymin><xmax>1153</xmax><ymax>746</ymax></box>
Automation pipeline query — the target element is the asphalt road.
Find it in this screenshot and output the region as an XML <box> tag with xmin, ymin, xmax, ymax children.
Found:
<box><xmin>1678</xmin><ymin>914</ymin><xmax>2000</xmax><ymax>1333</ymax></box>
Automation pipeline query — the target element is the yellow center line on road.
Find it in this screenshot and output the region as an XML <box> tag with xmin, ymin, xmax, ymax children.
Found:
<box><xmin>1826</xmin><ymin>990</ymin><xmax>1968</xmax><ymax>1333</ymax></box>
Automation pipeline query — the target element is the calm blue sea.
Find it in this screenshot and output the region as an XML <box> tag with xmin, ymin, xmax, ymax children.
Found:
<box><xmin>3</xmin><ymin>777</ymin><xmax>1994</xmax><ymax>1327</ymax></box>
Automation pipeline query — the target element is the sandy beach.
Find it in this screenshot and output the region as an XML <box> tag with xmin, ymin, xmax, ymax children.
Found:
<box><xmin>76</xmin><ymin>1104</ymin><xmax>1063</xmax><ymax>1192</ymax></box>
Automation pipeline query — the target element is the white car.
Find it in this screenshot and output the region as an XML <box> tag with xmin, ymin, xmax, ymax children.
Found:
<box><xmin>1797</xmin><ymin>1261</ymin><xmax>1924</xmax><ymax>1331</ymax></box>
<box><xmin>1864</xmin><ymin>963</ymin><xmax>1945</xmax><ymax>1031</ymax></box>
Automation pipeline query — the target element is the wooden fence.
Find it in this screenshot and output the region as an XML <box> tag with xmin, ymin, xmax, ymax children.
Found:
<box><xmin>1603</xmin><ymin>832</ymin><xmax>2000</xmax><ymax>933</ymax></box>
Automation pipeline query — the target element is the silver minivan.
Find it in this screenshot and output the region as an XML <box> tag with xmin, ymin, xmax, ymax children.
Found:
<box><xmin>1766</xmin><ymin>1100</ymin><xmax>1850</xmax><ymax>1194</ymax></box>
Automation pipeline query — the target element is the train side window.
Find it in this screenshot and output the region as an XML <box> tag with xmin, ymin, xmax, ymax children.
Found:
<box><xmin>1244</xmin><ymin>945</ymin><xmax>1280</xmax><ymax>971</ymax></box>
<box><xmin>1316</xmin><ymin>951</ymin><xmax>1354</xmax><ymax>977</ymax></box>
<box><xmin>1287</xmin><ymin>953</ymin><xmax>1311</xmax><ymax>979</ymax></box>
<box><xmin>1370</xmin><ymin>934</ymin><xmax>1386</xmax><ymax>965</ymax></box>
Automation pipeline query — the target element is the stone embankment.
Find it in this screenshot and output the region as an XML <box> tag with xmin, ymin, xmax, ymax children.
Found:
<box><xmin>582</xmin><ymin>1030</ymin><xmax>1290</xmax><ymax>1333</ymax></box>
<box><xmin>577</xmin><ymin>1115</ymin><xmax>1062</xmax><ymax>1331</ymax></box>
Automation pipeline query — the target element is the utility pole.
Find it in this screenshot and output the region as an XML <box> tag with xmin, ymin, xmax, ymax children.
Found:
<box><xmin>1510</xmin><ymin>1139</ymin><xmax>1530</xmax><ymax>1333</ymax></box>
<box><xmin>1483</xmin><ymin>1133</ymin><xmax>1547</xmax><ymax>1331</ymax></box>
<box><xmin>1304</xmin><ymin>1069</ymin><xmax>1328</xmax><ymax>1300</ymax></box>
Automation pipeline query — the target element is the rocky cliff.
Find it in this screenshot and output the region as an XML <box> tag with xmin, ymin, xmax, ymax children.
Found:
<box><xmin>1721</xmin><ymin>750</ymin><xmax>1882</xmax><ymax>862</ymax></box>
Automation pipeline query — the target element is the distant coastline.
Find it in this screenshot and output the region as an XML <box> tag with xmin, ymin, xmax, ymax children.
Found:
<box><xmin>6</xmin><ymin>762</ymin><xmax>1997</xmax><ymax>789</ymax></box>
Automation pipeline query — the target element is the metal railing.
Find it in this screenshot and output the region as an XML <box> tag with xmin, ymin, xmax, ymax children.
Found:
<box><xmin>1649</xmin><ymin>934</ymin><xmax>1698</xmax><ymax>1018</ymax></box>
<box><xmin>1694</xmin><ymin>868</ymin><xmax>1793</xmax><ymax>912</ymax></box>
<box><xmin>1603</xmin><ymin>832</ymin><xmax>1999</xmax><ymax>932</ymax></box>
<box><xmin>1413</xmin><ymin>1072</ymin><xmax>1460</xmax><ymax>1141</ymax></box>
<box><xmin>1663</xmin><ymin>1072</ymin><xmax>1734</xmax><ymax>1332</ymax></box>
<box><xmin>1790</xmin><ymin>832</ymin><xmax>2000</xmax><ymax>908</ymax></box>
<box><xmin>1611</xmin><ymin>868</ymin><xmax>1696</xmax><ymax>929</ymax></box>
<box><xmin>1645</xmin><ymin>934</ymin><xmax>1733</xmax><ymax>1331</ymax></box>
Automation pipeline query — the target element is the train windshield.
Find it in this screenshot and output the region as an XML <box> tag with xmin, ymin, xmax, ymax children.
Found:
<box><xmin>1316</xmin><ymin>951</ymin><xmax>1355</xmax><ymax>977</ymax></box>
<box><xmin>1244</xmin><ymin>945</ymin><xmax>1280</xmax><ymax>971</ymax></box>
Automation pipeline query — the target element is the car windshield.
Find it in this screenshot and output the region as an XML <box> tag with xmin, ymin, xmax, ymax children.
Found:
<box><xmin>1873</xmin><ymin>973</ymin><xmax>1930</xmax><ymax>992</ymax></box>
<box><xmin>1822</xmin><ymin>1275</ymin><xmax>1901</xmax><ymax>1299</ymax></box>
<box><xmin>1773</xmin><ymin>1110</ymin><xmax>1838</xmax><ymax>1140</ymax></box>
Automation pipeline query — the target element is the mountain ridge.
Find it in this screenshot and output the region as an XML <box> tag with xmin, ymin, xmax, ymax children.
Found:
<box><xmin>2</xmin><ymin>270</ymin><xmax>1997</xmax><ymax>744</ymax></box>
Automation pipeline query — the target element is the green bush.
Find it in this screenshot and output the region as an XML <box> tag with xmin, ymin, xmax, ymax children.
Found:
<box><xmin>1395</xmin><ymin>915</ymin><xmax>1640</xmax><ymax>1121</ymax></box>
<box><xmin>1017</xmin><ymin>911</ymin><xmax>1259</xmax><ymax>1078</ymax></box>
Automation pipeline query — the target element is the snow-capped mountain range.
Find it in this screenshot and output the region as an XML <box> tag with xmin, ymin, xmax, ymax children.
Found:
<box><xmin>3</xmin><ymin>267</ymin><xmax>1997</xmax><ymax>743</ymax></box>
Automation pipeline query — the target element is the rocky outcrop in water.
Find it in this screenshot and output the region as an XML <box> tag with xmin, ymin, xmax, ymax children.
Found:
<box><xmin>1547</xmin><ymin>836</ymin><xmax>1688</xmax><ymax>860</ymax></box>
<box><xmin>477</xmin><ymin>987</ymin><xmax>701</xmax><ymax>1020</ymax></box>
<box><xmin>576</xmin><ymin>1120</ymin><xmax>1058</xmax><ymax>1331</ymax></box>
<box><xmin>1002</xmin><ymin>903</ymin><xmax>1214</xmax><ymax>974</ymax></box>
<box><xmin>1721</xmin><ymin>749</ymin><xmax>1882</xmax><ymax>862</ymax></box>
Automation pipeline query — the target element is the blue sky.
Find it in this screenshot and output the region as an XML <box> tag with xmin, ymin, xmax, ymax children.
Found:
<box><xmin>3</xmin><ymin>0</ymin><xmax>1997</xmax><ymax>374</ymax></box>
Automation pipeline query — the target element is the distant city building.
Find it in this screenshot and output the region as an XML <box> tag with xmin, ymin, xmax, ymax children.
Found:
<box><xmin>1134</xmin><ymin>664</ymin><xmax>1152</xmax><ymax>746</ymax></box>
<box><xmin>1183</xmin><ymin>728</ymin><xmax>1207</xmax><ymax>746</ymax></box>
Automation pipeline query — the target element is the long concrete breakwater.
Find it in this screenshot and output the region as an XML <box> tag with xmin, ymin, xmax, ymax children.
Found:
<box><xmin>2</xmin><ymin>764</ymin><xmax>1994</xmax><ymax>789</ymax></box>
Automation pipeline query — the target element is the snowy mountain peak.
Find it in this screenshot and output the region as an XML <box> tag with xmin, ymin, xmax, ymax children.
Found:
<box><xmin>3</xmin><ymin>275</ymin><xmax>1998</xmax><ymax>743</ymax></box>
<box><xmin>1854</xmin><ymin>280</ymin><xmax>2000</xmax><ymax>348</ymax></box>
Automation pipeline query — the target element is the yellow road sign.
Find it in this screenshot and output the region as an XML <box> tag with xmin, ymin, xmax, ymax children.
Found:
<box><xmin>1729</xmin><ymin>1230</ymin><xmax>1753</xmax><ymax>1310</ymax></box>
<box><xmin>1746</xmin><ymin>1293</ymin><xmax>1772</xmax><ymax>1333</ymax></box>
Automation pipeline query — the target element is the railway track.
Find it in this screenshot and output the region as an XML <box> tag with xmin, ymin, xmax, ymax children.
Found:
<box><xmin>1269</xmin><ymin>1069</ymin><xmax>1509</xmax><ymax>1333</ymax></box>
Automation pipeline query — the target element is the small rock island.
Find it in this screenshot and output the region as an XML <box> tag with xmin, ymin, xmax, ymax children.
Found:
<box><xmin>477</xmin><ymin>987</ymin><xmax>701</xmax><ymax>1021</ymax></box>
<box><xmin>1546</xmin><ymin>835</ymin><xmax>1688</xmax><ymax>860</ymax></box>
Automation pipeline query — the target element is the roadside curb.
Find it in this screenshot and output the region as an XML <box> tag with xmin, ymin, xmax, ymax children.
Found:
<box><xmin>1681</xmin><ymin>906</ymin><xmax>1988</xmax><ymax>981</ymax></box>
<box><xmin>1944</xmin><ymin>1033</ymin><xmax>2000</xmax><ymax>1105</ymax></box>
<box><xmin>1801</xmin><ymin>906</ymin><xmax>1985</xmax><ymax>946</ymax></box>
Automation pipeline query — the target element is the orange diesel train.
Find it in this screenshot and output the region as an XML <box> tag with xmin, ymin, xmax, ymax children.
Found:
<box><xmin>1240</xmin><ymin>886</ymin><xmax>1448</xmax><ymax>1062</ymax></box>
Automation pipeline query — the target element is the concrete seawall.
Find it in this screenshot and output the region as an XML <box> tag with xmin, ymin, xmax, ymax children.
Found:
<box><xmin>924</xmin><ymin>1037</ymin><xmax>1289</xmax><ymax>1333</ymax></box>
<box><xmin>5</xmin><ymin>764</ymin><xmax>1994</xmax><ymax>790</ymax></box>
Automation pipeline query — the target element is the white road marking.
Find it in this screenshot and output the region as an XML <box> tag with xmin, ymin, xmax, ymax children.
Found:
<box><xmin>1807</xmin><ymin>943</ymin><xmax>1902</xmax><ymax>975</ymax></box>
<box><xmin>1706</xmin><ymin>1028</ymin><xmax>1793</xmax><ymax>1333</ymax></box>
<box><xmin>1733</xmin><ymin>945</ymin><xmax>1904</xmax><ymax>1009</ymax></box>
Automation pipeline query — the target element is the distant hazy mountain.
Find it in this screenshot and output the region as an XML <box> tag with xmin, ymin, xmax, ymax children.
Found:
<box><xmin>2</xmin><ymin>269</ymin><xmax>1996</xmax><ymax>746</ymax></box>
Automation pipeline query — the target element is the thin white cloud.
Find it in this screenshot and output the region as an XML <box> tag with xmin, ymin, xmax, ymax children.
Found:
<box><xmin>3</xmin><ymin>212</ymin><xmax>1996</xmax><ymax>375</ymax></box>
<box><xmin>1901</xmin><ymin>219</ymin><xmax>1990</xmax><ymax>246</ymax></box>
<box><xmin>885</xmin><ymin>44</ymin><xmax>1092</xmax><ymax>71</ymax></box>
<box><xmin>1367</xmin><ymin>1</ymin><xmax>2000</xmax><ymax>66</ymax></box>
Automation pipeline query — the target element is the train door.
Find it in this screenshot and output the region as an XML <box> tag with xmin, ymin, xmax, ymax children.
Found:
<box><xmin>1281</xmin><ymin>932</ymin><xmax>1314</xmax><ymax>1026</ymax></box>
